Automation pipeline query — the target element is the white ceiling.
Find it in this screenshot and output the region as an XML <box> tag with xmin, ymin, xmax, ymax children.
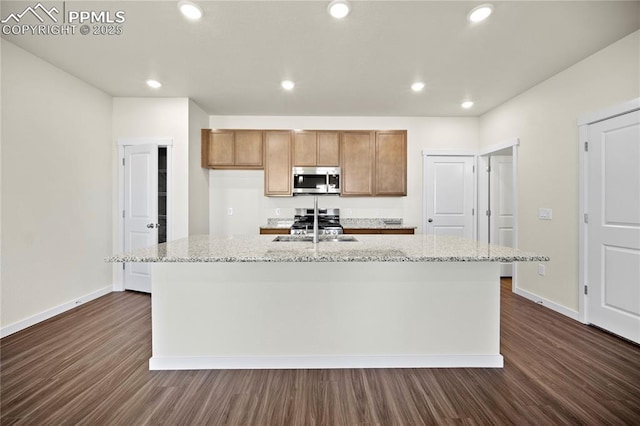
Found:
<box><xmin>2</xmin><ymin>1</ymin><xmax>639</xmax><ymax>116</ymax></box>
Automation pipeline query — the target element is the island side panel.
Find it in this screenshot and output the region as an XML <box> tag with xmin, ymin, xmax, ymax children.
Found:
<box><xmin>150</xmin><ymin>262</ymin><xmax>501</xmax><ymax>369</ymax></box>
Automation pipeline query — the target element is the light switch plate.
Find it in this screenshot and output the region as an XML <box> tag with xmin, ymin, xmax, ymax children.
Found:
<box><xmin>538</xmin><ymin>208</ymin><xmax>553</xmax><ymax>220</ymax></box>
<box><xmin>227</xmin><ymin>207</ymin><xmax>233</xmax><ymax>216</ymax></box>
<box><xmin>538</xmin><ymin>263</ymin><xmax>546</xmax><ymax>276</ymax></box>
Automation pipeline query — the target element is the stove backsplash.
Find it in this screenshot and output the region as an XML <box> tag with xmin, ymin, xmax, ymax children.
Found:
<box><xmin>208</xmin><ymin>170</ymin><xmax>410</xmax><ymax>236</ymax></box>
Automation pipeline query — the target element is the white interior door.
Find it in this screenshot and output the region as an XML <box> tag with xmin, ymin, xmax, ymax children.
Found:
<box><xmin>425</xmin><ymin>156</ymin><xmax>475</xmax><ymax>238</ymax></box>
<box><xmin>123</xmin><ymin>144</ymin><xmax>158</xmax><ymax>293</ymax></box>
<box><xmin>491</xmin><ymin>155</ymin><xmax>514</xmax><ymax>277</ymax></box>
<box><xmin>587</xmin><ymin>110</ymin><xmax>640</xmax><ymax>344</ymax></box>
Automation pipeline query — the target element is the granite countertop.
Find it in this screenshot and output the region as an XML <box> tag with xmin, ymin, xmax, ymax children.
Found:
<box><xmin>340</xmin><ymin>218</ymin><xmax>417</xmax><ymax>230</ymax></box>
<box><xmin>260</xmin><ymin>220</ymin><xmax>294</xmax><ymax>229</ymax></box>
<box><xmin>108</xmin><ymin>234</ymin><xmax>548</xmax><ymax>263</ymax></box>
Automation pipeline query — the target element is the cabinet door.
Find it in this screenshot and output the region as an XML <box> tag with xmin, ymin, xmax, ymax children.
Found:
<box><xmin>293</xmin><ymin>131</ymin><xmax>317</xmax><ymax>166</ymax></box>
<box><xmin>207</xmin><ymin>130</ymin><xmax>234</xmax><ymax>166</ymax></box>
<box><xmin>317</xmin><ymin>131</ymin><xmax>340</xmax><ymax>166</ymax></box>
<box><xmin>235</xmin><ymin>130</ymin><xmax>263</xmax><ymax>167</ymax></box>
<box><xmin>265</xmin><ymin>131</ymin><xmax>292</xmax><ymax>196</ymax></box>
<box><xmin>375</xmin><ymin>131</ymin><xmax>407</xmax><ymax>196</ymax></box>
<box><xmin>341</xmin><ymin>131</ymin><xmax>374</xmax><ymax>196</ymax></box>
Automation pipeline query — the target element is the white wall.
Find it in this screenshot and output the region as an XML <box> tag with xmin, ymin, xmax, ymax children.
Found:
<box><xmin>188</xmin><ymin>100</ymin><xmax>209</xmax><ymax>235</ymax></box>
<box><xmin>1</xmin><ymin>41</ymin><xmax>113</xmax><ymax>333</ymax></box>
<box><xmin>479</xmin><ymin>30</ymin><xmax>640</xmax><ymax>312</ymax></box>
<box><xmin>208</xmin><ymin>116</ymin><xmax>479</xmax><ymax>235</ymax></box>
<box><xmin>112</xmin><ymin>97</ymin><xmax>190</xmax><ymax>243</ymax></box>
<box><xmin>0</xmin><ymin>35</ymin><xmax>3</xmax><ymax>329</ymax></box>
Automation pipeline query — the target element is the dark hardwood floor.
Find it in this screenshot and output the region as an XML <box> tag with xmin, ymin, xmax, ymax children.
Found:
<box><xmin>2</xmin><ymin>279</ymin><xmax>640</xmax><ymax>425</ymax></box>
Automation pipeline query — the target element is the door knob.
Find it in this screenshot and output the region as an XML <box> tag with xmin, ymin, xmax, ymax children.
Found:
<box><xmin>146</xmin><ymin>223</ymin><xmax>160</xmax><ymax>229</ymax></box>
<box><xmin>428</xmin><ymin>218</ymin><xmax>433</xmax><ymax>223</ymax></box>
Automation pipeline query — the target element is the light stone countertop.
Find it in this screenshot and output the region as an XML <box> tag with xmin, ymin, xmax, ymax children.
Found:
<box><xmin>108</xmin><ymin>234</ymin><xmax>548</xmax><ymax>263</ymax></box>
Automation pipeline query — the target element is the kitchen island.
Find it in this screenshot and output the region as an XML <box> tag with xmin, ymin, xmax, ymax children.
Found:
<box><xmin>109</xmin><ymin>234</ymin><xmax>547</xmax><ymax>370</ymax></box>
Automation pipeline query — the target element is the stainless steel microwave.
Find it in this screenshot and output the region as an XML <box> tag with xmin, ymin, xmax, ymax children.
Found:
<box><xmin>292</xmin><ymin>167</ymin><xmax>341</xmax><ymax>195</ymax></box>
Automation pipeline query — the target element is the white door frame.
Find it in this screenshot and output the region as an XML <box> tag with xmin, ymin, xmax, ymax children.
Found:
<box><xmin>477</xmin><ymin>138</ymin><xmax>520</xmax><ymax>287</ymax></box>
<box><xmin>578</xmin><ymin>98</ymin><xmax>640</xmax><ymax>324</ymax></box>
<box><xmin>422</xmin><ymin>142</ymin><xmax>519</xmax><ymax>286</ymax></box>
<box><xmin>422</xmin><ymin>151</ymin><xmax>478</xmax><ymax>240</ymax></box>
<box><xmin>115</xmin><ymin>138</ymin><xmax>173</xmax><ymax>292</ymax></box>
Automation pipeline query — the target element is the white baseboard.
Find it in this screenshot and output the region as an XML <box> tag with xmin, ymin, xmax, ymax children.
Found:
<box><xmin>1</xmin><ymin>286</ymin><xmax>113</xmax><ymax>338</ymax></box>
<box><xmin>514</xmin><ymin>287</ymin><xmax>580</xmax><ymax>321</ymax></box>
<box><xmin>149</xmin><ymin>354</ymin><xmax>504</xmax><ymax>370</ymax></box>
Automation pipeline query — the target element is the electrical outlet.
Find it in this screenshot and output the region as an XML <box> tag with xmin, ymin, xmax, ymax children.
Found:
<box><xmin>227</xmin><ymin>207</ymin><xmax>233</xmax><ymax>216</ymax></box>
<box><xmin>538</xmin><ymin>208</ymin><xmax>553</xmax><ymax>220</ymax></box>
<box><xmin>275</xmin><ymin>208</ymin><xmax>281</xmax><ymax>216</ymax></box>
<box><xmin>538</xmin><ymin>263</ymin><xmax>546</xmax><ymax>276</ymax></box>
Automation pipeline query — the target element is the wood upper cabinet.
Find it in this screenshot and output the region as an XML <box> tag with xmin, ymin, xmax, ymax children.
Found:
<box><xmin>341</xmin><ymin>131</ymin><xmax>375</xmax><ymax>196</ymax></box>
<box><xmin>235</xmin><ymin>130</ymin><xmax>263</xmax><ymax>167</ymax></box>
<box><xmin>202</xmin><ymin>127</ymin><xmax>405</xmax><ymax>197</ymax></box>
<box><xmin>340</xmin><ymin>130</ymin><xmax>407</xmax><ymax>197</ymax></box>
<box><xmin>201</xmin><ymin>129</ymin><xmax>263</xmax><ymax>169</ymax></box>
<box><xmin>264</xmin><ymin>131</ymin><xmax>292</xmax><ymax>196</ymax></box>
<box><xmin>317</xmin><ymin>132</ymin><xmax>340</xmax><ymax>166</ymax></box>
<box><xmin>293</xmin><ymin>131</ymin><xmax>317</xmax><ymax>166</ymax></box>
<box><xmin>293</xmin><ymin>131</ymin><xmax>340</xmax><ymax>166</ymax></box>
<box><xmin>374</xmin><ymin>131</ymin><xmax>407</xmax><ymax>196</ymax></box>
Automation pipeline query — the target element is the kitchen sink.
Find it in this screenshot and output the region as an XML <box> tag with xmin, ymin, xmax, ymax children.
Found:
<box><xmin>272</xmin><ymin>235</ymin><xmax>358</xmax><ymax>243</ymax></box>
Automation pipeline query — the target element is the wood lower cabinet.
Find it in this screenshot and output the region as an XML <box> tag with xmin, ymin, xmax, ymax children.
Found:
<box><xmin>259</xmin><ymin>228</ymin><xmax>290</xmax><ymax>235</ymax></box>
<box><xmin>201</xmin><ymin>129</ymin><xmax>263</xmax><ymax>169</ymax></box>
<box><xmin>341</xmin><ymin>131</ymin><xmax>375</xmax><ymax>196</ymax></box>
<box><xmin>375</xmin><ymin>131</ymin><xmax>407</xmax><ymax>196</ymax></box>
<box><xmin>264</xmin><ymin>131</ymin><xmax>292</xmax><ymax>196</ymax></box>
<box><xmin>293</xmin><ymin>131</ymin><xmax>340</xmax><ymax>166</ymax></box>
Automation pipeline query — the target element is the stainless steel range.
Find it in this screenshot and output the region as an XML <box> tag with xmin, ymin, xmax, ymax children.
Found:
<box><xmin>290</xmin><ymin>208</ymin><xmax>343</xmax><ymax>236</ymax></box>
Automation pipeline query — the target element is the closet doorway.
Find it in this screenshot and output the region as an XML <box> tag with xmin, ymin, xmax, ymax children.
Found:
<box><xmin>478</xmin><ymin>140</ymin><xmax>519</xmax><ymax>279</ymax></box>
<box><xmin>117</xmin><ymin>139</ymin><xmax>172</xmax><ymax>293</ymax></box>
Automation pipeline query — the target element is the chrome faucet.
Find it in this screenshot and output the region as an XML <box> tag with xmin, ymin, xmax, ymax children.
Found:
<box><xmin>313</xmin><ymin>196</ymin><xmax>319</xmax><ymax>244</ymax></box>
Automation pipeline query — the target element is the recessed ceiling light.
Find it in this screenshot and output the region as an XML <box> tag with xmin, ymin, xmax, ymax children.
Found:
<box><xmin>281</xmin><ymin>80</ymin><xmax>295</xmax><ymax>91</ymax></box>
<box><xmin>178</xmin><ymin>1</ymin><xmax>203</xmax><ymax>20</ymax></box>
<box><xmin>461</xmin><ymin>101</ymin><xmax>474</xmax><ymax>109</ymax></box>
<box><xmin>146</xmin><ymin>79</ymin><xmax>162</xmax><ymax>89</ymax></box>
<box><xmin>411</xmin><ymin>82</ymin><xmax>425</xmax><ymax>92</ymax></box>
<box><xmin>468</xmin><ymin>4</ymin><xmax>493</xmax><ymax>23</ymax></box>
<box><xmin>328</xmin><ymin>0</ymin><xmax>351</xmax><ymax>19</ymax></box>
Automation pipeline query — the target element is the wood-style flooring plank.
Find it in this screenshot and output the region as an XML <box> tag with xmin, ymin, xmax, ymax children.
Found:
<box><xmin>2</xmin><ymin>280</ymin><xmax>640</xmax><ymax>425</ymax></box>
